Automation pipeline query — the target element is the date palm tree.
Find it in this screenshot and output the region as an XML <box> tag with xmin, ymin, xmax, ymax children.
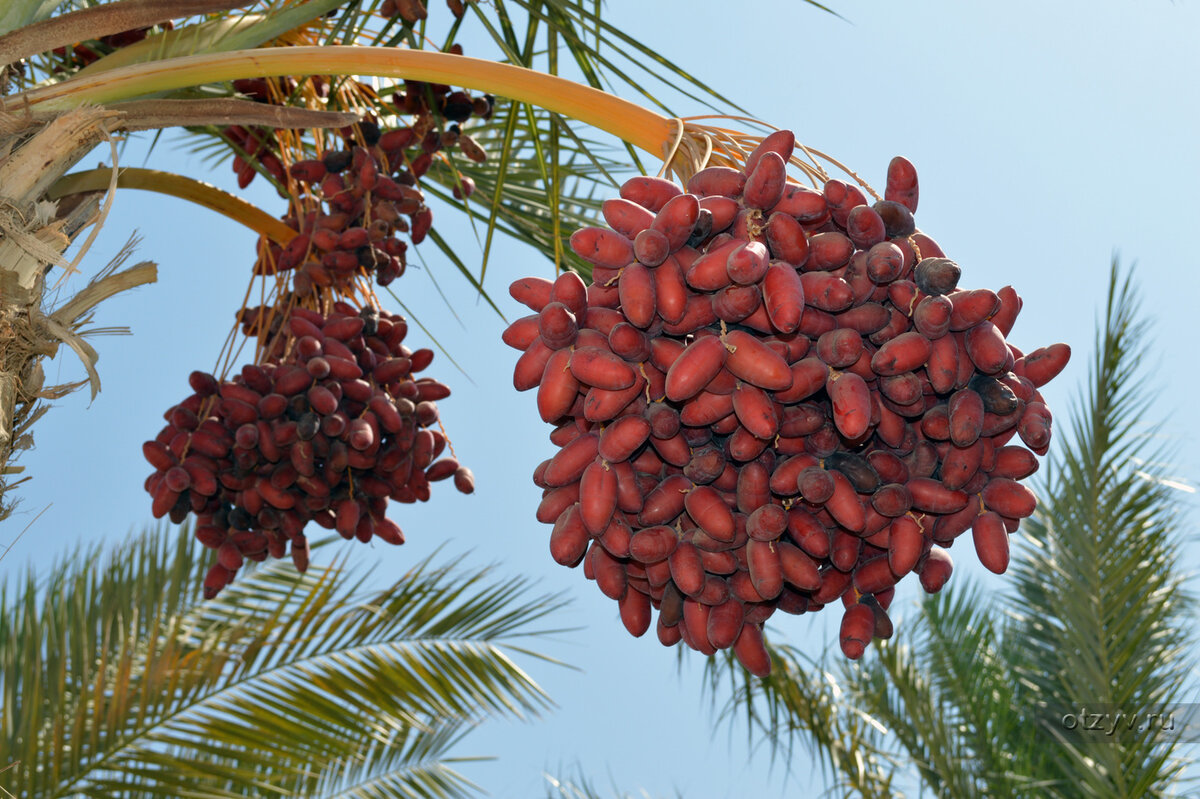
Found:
<box><xmin>702</xmin><ymin>259</ymin><xmax>1197</xmax><ymax>798</ymax></box>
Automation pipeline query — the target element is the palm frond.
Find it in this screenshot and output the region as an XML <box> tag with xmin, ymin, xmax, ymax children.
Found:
<box><xmin>851</xmin><ymin>589</ymin><xmax>1055</xmax><ymax>799</ymax></box>
<box><xmin>1</xmin><ymin>524</ymin><xmax>568</xmax><ymax>798</ymax></box>
<box><xmin>0</xmin><ymin>523</ymin><xmax>209</xmax><ymax>797</ymax></box>
<box><xmin>700</xmin><ymin>642</ymin><xmax>897</xmax><ymax>799</ymax></box>
<box><xmin>903</xmin><ymin>587</ymin><xmax>1032</xmax><ymax>794</ymax></box>
<box><xmin>454</xmin><ymin>0</ymin><xmax>761</xmax><ymax>275</ymax></box>
<box><xmin>313</xmin><ymin>722</ymin><xmax>483</xmax><ymax>799</ymax></box>
<box><xmin>504</xmin><ymin>0</ymin><xmax>742</xmax><ymax>117</ymax></box>
<box><xmin>1008</xmin><ymin>258</ymin><xmax>1196</xmax><ymax>798</ymax></box>
<box><xmin>843</xmin><ymin>257</ymin><xmax>1197</xmax><ymax>799</ymax></box>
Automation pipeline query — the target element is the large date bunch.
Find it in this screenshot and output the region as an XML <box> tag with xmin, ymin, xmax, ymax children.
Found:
<box><xmin>506</xmin><ymin>131</ymin><xmax>1069</xmax><ymax>675</ymax></box>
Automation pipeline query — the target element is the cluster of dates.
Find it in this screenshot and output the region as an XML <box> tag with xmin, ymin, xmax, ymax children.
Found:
<box><xmin>505</xmin><ymin>130</ymin><xmax>1069</xmax><ymax>675</ymax></box>
<box><xmin>219</xmin><ymin>26</ymin><xmax>494</xmax><ymax>296</ymax></box>
<box><xmin>143</xmin><ymin>304</ymin><xmax>474</xmax><ymax>598</ymax></box>
<box><xmin>141</xmin><ymin>11</ymin><xmax>495</xmax><ymax>596</ymax></box>
<box><xmin>250</xmin><ymin>91</ymin><xmax>491</xmax><ymax>292</ymax></box>
<box><xmin>224</xmin><ymin>15</ymin><xmax>491</xmax><ymax>191</ymax></box>
<box><xmin>261</xmin><ymin>138</ymin><xmax>423</xmax><ymax>291</ymax></box>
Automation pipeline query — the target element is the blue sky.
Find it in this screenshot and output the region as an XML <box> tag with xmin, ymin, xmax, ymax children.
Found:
<box><xmin>6</xmin><ymin>1</ymin><xmax>1200</xmax><ymax>795</ymax></box>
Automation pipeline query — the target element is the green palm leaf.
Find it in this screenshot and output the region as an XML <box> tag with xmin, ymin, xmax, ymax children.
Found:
<box><xmin>855</xmin><ymin>590</ymin><xmax>1048</xmax><ymax>799</ymax></box>
<box><xmin>0</xmin><ymin>524</ymin><xmax>568</xmax><ymax>798</ymax></box>
<box><xmin>312</xmin><ymin>723</ymin><xmax>483</xmax><ymax>799</ymax></box>
<box><xmin>701</xmin><ymin>643</ymin><xmax>897</xmax><ymax>799</ymax></box>
<box><xmin>1007</xmin><ymin>259</ymin><xmax>1195</xmax><ymax>798</ymax></box>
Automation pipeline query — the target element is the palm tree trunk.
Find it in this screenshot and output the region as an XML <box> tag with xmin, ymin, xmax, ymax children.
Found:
<box><xmin>0</xmin><ymin>107</ymin><xmax>125</xmax><ymax>514</ymax></box>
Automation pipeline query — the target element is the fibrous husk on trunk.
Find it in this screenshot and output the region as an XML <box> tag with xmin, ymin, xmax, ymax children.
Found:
<box><xmin>0</xmin><ymin>106</ymin><xmax>156</xmax><ymax>520</ymax></box>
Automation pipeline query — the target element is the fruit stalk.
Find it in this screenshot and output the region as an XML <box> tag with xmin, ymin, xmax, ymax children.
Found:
<box><xmin>49</xmin><ymin>167</ymin><xmax>296</xmax><ymax>243</ymax></box>
<box><xmin>12</xmin><ymin>46</ymin><xmax>678</xmax><ymax>164</ymax></box>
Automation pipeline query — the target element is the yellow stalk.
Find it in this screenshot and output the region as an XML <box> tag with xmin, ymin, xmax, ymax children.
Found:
<box><xmin>12</xmin><ymin>47</ymin><xmax>677</xmax><ymax>160</ymax></box>
<box><xmin>48</xmin><ymin>168</ymin><xmax>294</xmax><ymax>243</ymax></box>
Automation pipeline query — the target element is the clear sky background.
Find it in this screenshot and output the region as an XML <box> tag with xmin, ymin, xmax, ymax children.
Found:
<box><xmin>5</xmin><ymin>1</ymin><xmax>1200</xmax><ymax>796</ymax></box>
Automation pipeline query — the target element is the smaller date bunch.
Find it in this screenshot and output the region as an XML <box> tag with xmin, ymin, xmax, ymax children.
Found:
<box><xmin>144</xmin><ymin>303</ymin><xmax>473</xmax><ymax>598</ymax></box>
